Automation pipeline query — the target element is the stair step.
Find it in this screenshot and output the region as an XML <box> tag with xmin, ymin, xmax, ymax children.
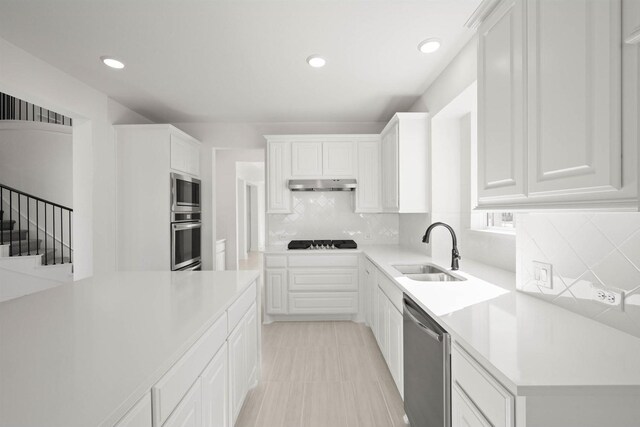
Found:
<box><xmin>0</xmin><ymin>229</ymin><xmax>28</xmax><ymax>242</ymax></box>
<box><xmin>8</xmin><ymin>239</ymin><xmax>43</xmax><ymax>256</ymax></box>
<box><xmin>0</xmin><ymin>220</ymin><xmax>16</xmax><ymax>231</ymax></box>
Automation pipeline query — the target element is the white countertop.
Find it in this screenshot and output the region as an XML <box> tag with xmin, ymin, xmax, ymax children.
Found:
<box><xmin>360</xmin><ymin>245</ymin><xmax>640</xmax><ymax>396</ymax></box>
<box><xmin>0</xmin><ymin>270</ymin><xmax>260</xmax><ymax>427</ymax></box>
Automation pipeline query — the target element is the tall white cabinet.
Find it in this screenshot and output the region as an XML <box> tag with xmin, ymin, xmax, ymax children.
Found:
<box><xmin>476</xmin><ymin>0</ymin><xmax>635</xmax><ymax>210</ymax></box>
<box><xmin>115</xmin><ymin>125</ymin><xmax>201</xmax><ymax>271</ymax></box>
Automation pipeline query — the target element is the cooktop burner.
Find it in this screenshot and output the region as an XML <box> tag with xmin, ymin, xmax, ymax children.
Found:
<box><xmin>287</xmin><ymin>239</ymin><xmax>357</xmax><ymax>250</ymax></box>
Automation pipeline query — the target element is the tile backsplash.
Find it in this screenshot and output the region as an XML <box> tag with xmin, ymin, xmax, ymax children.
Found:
<box><xmin>267</xmin><ymin>192</ymin><xmax>399</xmax><ymax>246</ymax></box>
<box><xmin>517</xmin><ymin>213</ymin><xmax>640</xmax><ymax>337</ymax></box>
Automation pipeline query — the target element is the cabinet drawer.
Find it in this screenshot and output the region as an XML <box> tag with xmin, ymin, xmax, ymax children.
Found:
<box><xmin>289</xmin><ymin>269</ymin><xmax>358</xmax><ymax>291</ymax></box>
<box><xmin>288</xmin><ymin>254</ymin><xmax>359</xmax><ymax>268</ymax></box>
<box><xmin>378</xmin><ymin>272</ymin><xmax>403</xmax><ymax>312</ymax></box>
<box><xmin>452</xmin><ymin>343</ymin><xmax>514</xmax><ymax>427</ymax></box>
<box><xmin>265</xmin><ymin>255</ymin><xmax>287</xmax><ymax>268</ymax></box>
<box><xmin>151</xmin><ymin>312</ymin><xmax>227</xmax><ymax>427</ymax></box>
<box><xmin>228</xmin><ymin>281</ymin><xmax>257</xmax><ymax>333</ymax></box>
<box><xmin>288</xmin><ymin>292</ymin><xmax>358</xmax><ymax>314</ymax></box>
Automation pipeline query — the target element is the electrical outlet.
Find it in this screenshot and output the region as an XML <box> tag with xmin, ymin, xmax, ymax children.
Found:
<box><xmin>533</xmin><ymin>261</ymin><xmax>553</xmax><ymax>289</ymax></box>
<box><xmin>591</xmin><ymin>285</ymin><xmax>625</xmax><ymax>310</ymax></box>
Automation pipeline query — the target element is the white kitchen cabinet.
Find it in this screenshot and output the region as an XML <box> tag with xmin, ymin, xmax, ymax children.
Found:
<box><xmin>477</xmin><ymin>0</ymin><xmax>632</xmax><ymax>210</ymax></box>
<box><xmin>215</xmin><ymin>240</ymin><xmax>226</xmax><ymax>271</ymax></box>
<box><xmin>356</xmin><ymin>140</ymin><xmax>382</xmax><ymax>212</ymax></box>
<box><xmin>376</xmin><ymin>286</ymin><xmax>389</xmax><ymax>355</ymax></box>
<box><xmin>388</xmin><ymin>304</ymin><xmax>403</xmax><ymax>398</ymax></box>
<box><xmin>266</xmin><ymin>140</ymin><xmax>292</xmax><ymax>213</ymax></box>
<box><xmin>288</xmin><ymin>269</ymin><xmax>358</xmax><ymax>292</ymax></box>
<box><xmin>171</xmin><ymin>133</ymin><xmax>201</xmax><ymax>177</ymax></box>
<box><xmin>163</xmin><ymin>379</ymin><xmax>202</xmax><ymax>427</ymax></box>
<box><xmin>288</xmin><ymin>292</ymin><xmax>359</xmax><ymax>314</ymax></box>
<box><xmin>362</xmin><ymin>258</ymin><xmax>377</xmax><ymax>327</ymax></box>
<box><xmin>115</xmin><ymin>125</ymin><xmax>202</xmax><ymax>271</ymax></box>
<box><xmin>477</xmin><ymin>0</ymin><xmax>526</xmax><ymax>204</ymax></box>
<box><xmin>114</xmin><ymin>393</ymin><xmax>152</xmax><ymax>427</ymax></box>
<box><xmin>291</xmin><ymin>141</ymin><xmax>323</xmax><ymax>177</ymax></box>
<box><xmin>228</xmin><ymin>302</ymin><xmax>258</xmax><ymax>424</ymax></box>
<box><xmin>201</xmin><ymin>343</ymin><xmax>228</xmax><ymax>427</ymax></box>
<box><xmin>323</xmin><ymin>141</ymin><xmax>356</xmax><ymax>177</ymax></box>
<box><xmin>266</xmin><ymin>269</ymin><xmax>287</xmax><ymax>314</ymax></box>
<box><xmin>380</xmin><ymin>113</ymin><xmax>430</xmax><ymax>213</ymax></box>
<box><xmin>452</xmin><ymin>384</ymin><xmax>492</xmax><ymax>427</ymax></box>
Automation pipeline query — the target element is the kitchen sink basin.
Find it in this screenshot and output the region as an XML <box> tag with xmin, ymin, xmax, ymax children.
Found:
<box><xmin>392</xmin><ymin>263</ymin><xmax>466</xmax><ymax>282</ymax></box>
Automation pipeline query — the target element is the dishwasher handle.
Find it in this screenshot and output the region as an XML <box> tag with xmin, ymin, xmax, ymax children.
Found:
<box><xmin>404</xmin><ymin>302</ymin><xmax>443</xmax><ymax>342</ymax></box>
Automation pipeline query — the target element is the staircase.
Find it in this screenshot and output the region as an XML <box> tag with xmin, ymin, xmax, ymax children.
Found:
<box><xmin>0</xmin><ymin>183</ymin><xmax>73</xmax><ymax>267</ymax></box>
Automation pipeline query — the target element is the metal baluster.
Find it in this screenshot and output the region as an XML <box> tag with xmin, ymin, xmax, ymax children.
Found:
<box><xmin>36</xmin><ymin>202</ymin><xmax>39</xmax><ymax>255</ymax></box>
<box><xmin>44</xmin><ymin>204</ymin><xmax>47</xmax><ymax>265</ymax></box>
<box><xmin>27</xmin><ymin>197</ymin><xmax>30</xmax><ymax>255</ymax></box>
<box><xmin>9</xmin><ymin>190</ymin><xmax>12</xmax><ymax>258</ymax></box>
<box><xmin>18</xmin><ymin>193</ymin><xmax>21</xmax><ymax>256</ymax></box>
<box><xmin>60</xmin><ymin>207</ymin><xmax>63</xmax><ymax>264</ymax></box>
<box><xmin>52</xmin><ymin>205</ymin><xmax>55</xmax><ymax>265</ymax></box>
<box><xmin>69</xmin><ymin>211</ymin><xmax>72</xmax><ymax>263</ymax></box>
<box><xmin>0</xmin><ymin>187</ymin><xmax>3</xmax><ymax>246</ymax></box>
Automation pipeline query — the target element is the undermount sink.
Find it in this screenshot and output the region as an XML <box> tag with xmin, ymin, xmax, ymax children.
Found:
<box><xmin>392</xmin><ymin>263</ymin><xmax>466</xmax><ymax>282</ymax></box>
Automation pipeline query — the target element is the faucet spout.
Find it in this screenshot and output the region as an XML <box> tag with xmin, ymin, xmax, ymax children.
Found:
<box><xmin>422</xmin><ymin>222</ymin><xmax>461</xmax><ymax>270</ymax></box>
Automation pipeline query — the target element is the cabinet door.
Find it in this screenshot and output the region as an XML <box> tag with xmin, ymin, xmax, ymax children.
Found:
<box><xmin>267</xmin><ymin>142</ymin><xmax>291</xmax><ymax>213</ymax></box>
<box><xmin>266</xmin><ymin>269</ymin><xmax>287</xmax><ymax>314</ymax></box>
<box><xmin>189</xmin><ymin>142</ymin><xmax>200</xmax><ymax>177</ymax></box>
<box><xmin>323</xmin><ymin>141</ymin><xmax>356</xmax><ymax>176</ymax></box>
<box><xmin>291</xmin><ymin>141</ymin><xmax>323</xmax><ymax>177</ymax></box>
<box><xmin>381</xmin><ymin>124</ymin><xmax>399</xmax><ymax>211</ymax></box>
<box><xmin>477</xmin><ymin>0</ymin><xmax>526</xmax><ymax>204</ymax></box>
<box><xmin>163</xmin><ymin>379</ymin><xmax>202</xmax><ymax>427</ymax></box>
<box><xmin>388</xmin><ymin>305</ymin><xmax>404</xmax><ymax>398</ymax></box>
<box><xmin>114</xmin><ymin>393</ymin><xmax>152</xmax><ymax>427</ymax></box>
<box><xmin>245</xmin><ymin>303</ymin><xmax>258</xmax><ymax>389</ymax></box>
<box><xmin>201</xmin><ymin>344</ymin><xmax>228</xmax><ymax>427</ymax></box>
<box><xmin>376</xmin><ymin>286</ymin><xmax>389</xmax><ymax>358</ymax></box>
<box><xmin>452</xmin><ymin>385</ymin><xmax>492</xmax><ymax>427</ymax></box>
<box><xmin>526</xmin><ymin>0</ymin><xmax>621</xmax><ymax>196</ymax></box>
<box><xmin>170</xmin><ymin>135</ymin><xmax>189</xmax><ymax>174</ymax></box>
<box><xmin>356</xmin><ymin>141</ymin><xmax>382</xmax><ymax>212</ymax></box>
<box><xmin>215</xmin><ymin>252</ymin><xmax>226</xmax><ymax>271</ymax></box>
<box><xmin>228</xmin><ymin>323</ymin><xmax>246</xmax><ymax>424</ymax></box>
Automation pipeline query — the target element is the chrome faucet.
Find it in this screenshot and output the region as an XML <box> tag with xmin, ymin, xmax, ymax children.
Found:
<box><xmin>422</xmin><ymin>222</ymin><xmax>461</xmax><ymax>271</ymax></box>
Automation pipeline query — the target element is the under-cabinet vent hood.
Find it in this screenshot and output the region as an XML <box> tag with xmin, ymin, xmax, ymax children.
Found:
<box><xmin>288</xmin><ymin>178</ymin><xmax>357</xmax><ymax>192</ymax></box>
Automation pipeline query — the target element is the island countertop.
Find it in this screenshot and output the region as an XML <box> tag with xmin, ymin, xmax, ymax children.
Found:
<box><xmin>0</xmin><ymin>270</ymin><xmax>260</xmax><ymax>427</ymax></box>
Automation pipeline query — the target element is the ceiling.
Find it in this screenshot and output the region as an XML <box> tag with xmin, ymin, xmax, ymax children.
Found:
<box><xmin>0</xmin><ymin>0</ymin><xmax>480</xmax><ymax>123</ymax></box>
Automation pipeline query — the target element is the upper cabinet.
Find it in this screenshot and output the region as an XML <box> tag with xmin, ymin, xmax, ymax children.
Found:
<box><xmin>267</xmin><ymin>140</ymin><xmax>291</xmax><ymax>214</ymax></box>
<box><xmin>323</xmin><ymin>141</ymin><xmax>356</xmax><ymax>176</ymax></box>
<box><xmin>355</xmin><ymin>140</ymin><xmax>382</xmax><ymax>213</ymax></box>
<box><xmin>290</xmin><ymin>139</ymin><xmax>356</xmax><ymax>178</ymax></box>
<box><xmin>380</xmin><ymin>113</ymin><xmax>430</xmax><ymax>213</ymax></box>
<box><xmin>477</xmin><ymin>0</ymin><xmax>636</xmax><ymax>210</ymax></box>
<box><xmin>291</xmin><ymin>141</ymin><xmax>322</xmax><ymax>177</ymax></box>
<box><xmin>170</xmin><ymin>133</ymin><xmax>201</xmax><ymax>177</ymax></box>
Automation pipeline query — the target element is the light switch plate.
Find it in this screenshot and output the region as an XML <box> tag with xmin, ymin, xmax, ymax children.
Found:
<box><xmin>591</xmin><ymin>285</ymin><xmax>625</xmax><ymax>311</ymax></box>
<box><xmin>533</xmin><ymin>261</ymin><xmax>553</xmax><ymax>289</ymax></box>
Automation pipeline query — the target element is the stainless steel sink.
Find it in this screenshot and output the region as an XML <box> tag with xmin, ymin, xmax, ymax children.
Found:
<box><xmin>392</xmin><ymin>263</ymin><xmax>466</xmax><ymax>282</ymax></box>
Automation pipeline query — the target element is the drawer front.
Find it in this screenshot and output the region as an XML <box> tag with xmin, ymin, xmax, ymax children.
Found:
<box><xmin>265</xmin><ymin>255</ymin><xmax>287</xmax><ymax>268</ymax></box>
<box><xmin>378</xmin><ymin>272</ymin><xmax>403</xmax><ymax>312</ymax></box>
<box><xmin>452</xmin><ymin>343</ymin><xmax>514</xmax><ymax>427</ymax></box>
<box><xmin>228</xmin><ymin>281</ymin><xmax>257</xmax><ymax>333</ymax></box>
<box><xmin>288</xmin><ymin>254</ymin><xmax>359</xmax><ymax>268</ymax></box>
<box><xmin>452</xmin><ymin>383</ymin><xmax>492</xmax><ymax>427</ymax></box>
<box><xmin>289</xmin><ymin>269</ymin><xmax>358</xmax><ymax>292</ymax></box>
<box><xmin>152</xmin><ymin>312</ymin><xmax>227</xmax><ymax>426</ymax></box>
<box><xmin>288</xmin><ymin>292</ymin><xmax>358</xmax><ymax>314</ymax></box>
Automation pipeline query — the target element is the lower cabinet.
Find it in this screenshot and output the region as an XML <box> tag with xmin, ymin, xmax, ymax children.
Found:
<box><xmin>229</xmin><ymin>302</ymin><xmax>259</xmax><ymax>424</ymax></box>
<box><xmin>164</xmin><ymin>379</ymin><xmax>202</xmax><ymax>427</ymax></box>
<box><xmin>113</xmin><ymin>393</ymin><xmax>152</xmax><ymax>427</ymax></box>
<box><xmin>373</xmin><ymin>277</ymin><xmax>403</xmax><ymax>398</ymax></box>
<box><xmin>452</xmin><ymin>384</ymin><xmax>492</xmax><ymax>427</ymax></box>
<box><xmin>201</xmin><ymin>343</ymin><xmax>228</xmax><ymax>427</ymax></box>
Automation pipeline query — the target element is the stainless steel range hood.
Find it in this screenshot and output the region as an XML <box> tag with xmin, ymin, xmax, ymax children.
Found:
<box><xmin>288</xmin><ymin>178</ymin><xmax>357</xmax><ymax>192</ymax></box>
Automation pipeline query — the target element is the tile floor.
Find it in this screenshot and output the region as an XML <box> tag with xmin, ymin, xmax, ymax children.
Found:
<box><xmin>236</xmin><ymin>321</ymin><xmax>406</xmax><ymax>427</ymax></box>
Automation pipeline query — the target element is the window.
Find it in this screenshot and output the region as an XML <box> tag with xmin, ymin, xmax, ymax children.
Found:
<box><xmin>484</xmin><ymin>212</ymin><xmax>515</xmax><ymax>232</ymax></box>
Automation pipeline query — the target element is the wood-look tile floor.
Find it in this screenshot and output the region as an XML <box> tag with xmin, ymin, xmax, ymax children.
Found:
<box><xmin>236</xmin><ymin>321</ymin><xmax>406</xmax><ymax>427</ymax></box>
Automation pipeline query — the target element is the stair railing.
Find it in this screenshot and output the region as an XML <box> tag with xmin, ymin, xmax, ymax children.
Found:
<box><xmin>0</xmin><ymin>183</ymin><xmax>73</xmax><ymax>266</ymax></box>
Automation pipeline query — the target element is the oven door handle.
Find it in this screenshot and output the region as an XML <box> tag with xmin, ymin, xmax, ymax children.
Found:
<box><xmin>172</xmin><ymin>222</ymin><xmax>202</xmax><ymax>230</ymax></box>
<box><xmin>404</xmin><ymin>304</ymin><xmax>443</xmax><ymax>342</ymax></box>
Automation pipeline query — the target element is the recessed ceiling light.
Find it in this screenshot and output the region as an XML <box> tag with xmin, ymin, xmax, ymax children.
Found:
<box><xmin>306</xmin><ymin>55</ymin><xmax>326</xmax><ymax>68</ymax></box>
<box><xmin>101</xmin><ymin>56</ymin><xmax>125</xmax><ymax>69</ymax></box>
<box><xmin>418</xmin><ymin>38</ymin><xmax>441</xmax><ymax>54</ymax></box>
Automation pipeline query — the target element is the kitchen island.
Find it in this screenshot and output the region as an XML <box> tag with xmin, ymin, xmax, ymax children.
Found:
<box><xmin>0</xmin><ymin>270</ymin><xmax>260</xmax><ymax>427</ymax></box>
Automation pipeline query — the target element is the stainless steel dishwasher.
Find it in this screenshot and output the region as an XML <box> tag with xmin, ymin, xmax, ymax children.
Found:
<box><xmin>403</xmin><ymin>294</ymin><xmax>451</xmax><ymax>427</ymax></box>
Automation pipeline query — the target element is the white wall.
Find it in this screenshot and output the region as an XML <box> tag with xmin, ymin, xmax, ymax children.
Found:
<box><xmin>0</xmin><ymin>37</ymin><xmax>152</xmax><ymax>279</ymax></box>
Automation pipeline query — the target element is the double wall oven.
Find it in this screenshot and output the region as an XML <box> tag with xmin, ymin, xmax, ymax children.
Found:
<box><xmin>171</xmin><ymin>173</ymin><xmax>202</xmax><ymax>271</ymax></box>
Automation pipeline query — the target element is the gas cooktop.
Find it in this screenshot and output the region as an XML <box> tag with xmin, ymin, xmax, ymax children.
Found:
<box><xmin>287</xmin><ymin>239</ymin><xmax>358</xmax><ymax>250</ymax></box>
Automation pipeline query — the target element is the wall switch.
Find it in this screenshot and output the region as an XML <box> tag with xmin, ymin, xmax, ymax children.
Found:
<box><xmin>591</xmin><ymin>285</ymin><xmax>625</xmax><ymax>311</ymax></box>
<box><xmin>533</xmin><ymin>261</ymin><xmax>553</xmax><ymax>289</ymax></box>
